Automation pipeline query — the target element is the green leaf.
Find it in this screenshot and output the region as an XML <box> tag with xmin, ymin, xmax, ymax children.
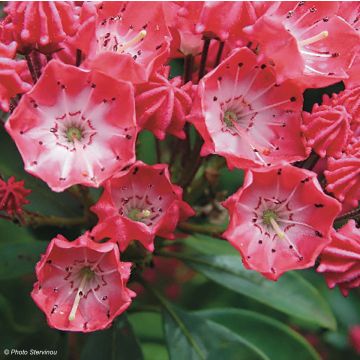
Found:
<box><xmin>129</xmin><ymin>311</ymin><xmax>164</xmax><ymax>343</ymax></box>
<box><xmin>183</xmin><ymin>233</ymin><xmax>236</xmax><ymax>255</ymax></box>
<box><xmin>0</xmin><ymin>126</ymin><xmax>82</xmax><ymax>217</ymax></box>
<box><xmin>179</xmin><ymin>234</ymin><xmax>336</xmax><ymax>330</ymax></box>
<box><xmin>0</xmin><ymin>218</ymin><xmax>37</xmax><ymax>244</ymax></box>
<box><xmin>169</xmin><ymin>59</ymin><xmax>184</xmax><ymax>78</ymax></box>
<box><xmin>162</xmin><ymin>303</ymin><xmax>269</xmax><ymax>360</ymax></box>
<box><xmin>81</xmin><ymin>314</ymin><xmax>143</xmax><ymax>360</ymax></box>
<box><xmin>0</xmin><ymin>293</ymin><xmax>36</xmax><ymax>334</ymax></box>
<box><xmin>0</xmin><ymin>241</ymin><xmax>47</xmax><ymax>280</ymax></box>
<box><xmin>136</xmin><ymin>130</ymin><xmax>157</xmax><ymax>165</ymax></box>
<box><xmin>141</xmin><ymin>343</ymin><xmax>168</xmax><ymax>360</ymax></box>
<box><xmin>161</xmin><ymin>242</ymin><xmax>336</xmax><ymax>330</ymax></box>
<box><xmin>218</xmin><ymin>167</ymin><xmax>244</xmax><ymax>195</ymax></box>
<box><xmin>196</xmin><ymin>309</ymin><xmax>320</xmax><ymax>360</ymax></box>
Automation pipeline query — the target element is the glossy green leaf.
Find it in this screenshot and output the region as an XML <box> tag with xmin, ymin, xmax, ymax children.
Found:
<box><xmin>136</xmin><ymin>130</ymin><xmax>157</xmax><ymax>165</ymax></box>
<box><xmin>162</xmin><ymin>304</ymin><xmax>268</xmax><ymax>360</ymax></box>
<box><xmin>0</xmin><ymin>241</ymin><xmax>47</xmax><ymax>280</ymax></box>
<box><xmin>196</xmin><ymin>309</ymin><xmax>320</xmax><ymax>360</ymax></box>
<box><xmin>177</xmin><ymin>252</ymin><xmax>336</xmax><ymax>330</ymax></box>
<box><xmin>81</xmin><ymin>314</ymin><xmax>143</xmax><ymax>360</ymax></box>
<box><xmin>179</xmin><ymin>234</ymin><xmax>336</xmax><ymax>330</ymax></box>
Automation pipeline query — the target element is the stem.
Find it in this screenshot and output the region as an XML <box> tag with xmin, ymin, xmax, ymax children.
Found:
<box><xmin>214</xmin><ymin>41</ymin><xmax>225</xmax><ymax>67</ymax></box>
<box><xmin>335</xmin><ymin>207</ymin><xmax>360</xmax><ymax>225</ymax></box>
<box><xmin>9</xmin><ymin>97</ymin><xmax>18</xmax><ymax>113</ymax></box>
<box><xmin>46</xmin><ymin>53</ymin><xmax>53</xmax><ymax>63</ymax></box>
<box><xmin>31</xmin><ymin>50</ymin><xmax>43</xmax><ymax>79</ymax></box>
<box><xmin>198</xmin><ymin>37</ymin><xmax>211</xmax><ymax>81</ymax></box>
<box><xmin>25</xmin><ymin>53</ymin><xmax>37</xmax><ymax>84</ymax></box>
<box><xmin>183</xmin><ymin>54</ymin><xmax>194</xmax><ymax>83</ymax></box>
<box><xmin>179</xmin><ymin>136</ymin><xmax>203</xmax><ymax>189</ymax></box>
<box><xmin>178</xmin><ymin>222</ymin><xmax>226</xmax><ymax>236</ymax></box>
<box><xmin>25</xmin><ymin>211</ymin><xmax>87</xmax><ymax>228</ymax></box>
<box><xmin>76</xmin><ymin>49</ymin><xmax>82</xmax><ymax>67</ymax></box>
<box><xmin>300</xmin><ymin>151</ymin><xmax>320</xmax><ymax>171</ymax></box>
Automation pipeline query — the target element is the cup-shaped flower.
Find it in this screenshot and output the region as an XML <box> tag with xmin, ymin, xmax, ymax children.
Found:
<box><xmin>76</xmin><ymin>1</ymin><xmax>171</xmax><ymax>83</ymax></box>
<box><xmin>190</xmin><ymin>47</ymin><xmax>307</xmax><ymax>170</ymax></box>
<box><xmin>244</xmin><ymin>2</ymin><xmax>360</xmax><ymax>87</ymax></box>
<box><xmin>6</xmin><ymin>60</ymin><xmax>137</xmax><ymax>192</ymax></box>
<box><xmin>31</xmin><ymin>232</ymin><xmax>135</xmax><ymax>332</ymax></box>
<box><xmin>223</xmin><ymin>166</ymin><xmax>341</xmax><ymax>280</ymax></box>
<box><xmin>317</xmin><ymin>220</ymin><xmax>360</xmax><ymax>296</ymax></box>
<box><xmin>91</xmin><ymin>161</ymin><xmax>195</xmax><ymax>252</ymax></box>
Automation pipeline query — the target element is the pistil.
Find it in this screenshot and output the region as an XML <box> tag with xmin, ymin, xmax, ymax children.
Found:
<box><xmin>118</xmin><ymin>30</ymin><xmax>147</xmax><ymax>52</ymax></box>
<box><xmin>269</xmin><ymin>217</ymin><xmax>286</xmax><ymax>239</ymax></box>
<box><xmin>299</xmin><ymin>31</ymin><xmax>328</xmax><ymax>46</ymax></box>
<box><xmin>68</xmin><ymin>267</ymin><xmax>94</xmax><ymax>322</ymax></box>
<box><xmin>128</xmin><ymin>208</ymin><xmax>151</xmax><ymax>222</ymax></box>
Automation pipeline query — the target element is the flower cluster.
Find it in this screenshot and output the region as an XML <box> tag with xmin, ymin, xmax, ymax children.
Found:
<box><xmin>1</xmin><ymin>1</ymin><xmax>359</xmax><ymax>333</ymax></box>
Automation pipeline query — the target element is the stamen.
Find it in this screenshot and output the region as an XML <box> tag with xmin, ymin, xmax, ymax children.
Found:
<box><xmin>269</xmin><ymin>217</ymin><xmax>286</xmax><ymax>239</ymax></box>
<box><xmin>118</xmin><ymin>30</ymin><xmax>147</xmax><ymax>52</ymax></box>
<box><xmin>299</xmin><ymin>31</ymin><xmax>328</xmax><ymax>46</ymax></box>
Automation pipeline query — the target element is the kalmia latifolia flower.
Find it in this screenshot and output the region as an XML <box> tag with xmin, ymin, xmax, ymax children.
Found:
<box><xmin>244</xmin><ymin>2</ymin><xmax>360</xmax><ymax>87</ymax></box>
<box><xmin>135</xmin><ymin>66</ymin><xmax>192</xmax><ymax>140</ymax></box>
<box><xmin>3</xmin><ymin>1</ymin><xmax>79</xmax><ymax>51</ymax></box>
<box><xmin>76</xmin><ymin>1</ymin><xmax>171</xmax><ymax>83</ymax></box>
<box><xmin>317</xmin><ymin>220</ymin><xmax>360</xmax><ymax>296</ymax></box>
<box><xmin>302</xmin><ymin>104</ymin><xmax>352</xmax><ymax>158</ymax></box>
<box><xmin>191</xmin><ymin>47</ymin><xmax>307</xmax><ymax>170</ymax></box>
<box><xmin>31</xmin><ymin>232</ymin><xmax>135</xmax><ymax>332</ymax></box>
<box><xmin>91</xmin><ymin>161</ymin><xmax>194</xmax><ymax>252</ymax></box>
<box><xmin>323</xmin><ymin>86</ymin><xmax>360</xmax><ymax>131</ymax></box>
<box><xmin>0</xmin><ymin>41</ymin><xmax>31</xmax><ymax>112</ymax></box>
<box><xmin>223</xmin><ymin>166</ymin><xmax>341</xmax><ymax>280</ymax></box>
<box><xmin>5</xmin><ymin>60</ymin><xmax>137</xmax><ymax>192</ymax></box>
<box><xmin>325</xmin><ymin>155</ymin><xmax>360</xmax><ymax>209</ymax></box>
<box><xmin>0</xmin><ymin>176</ymin><xmax>31</xmax><ymax>218</ymax></box>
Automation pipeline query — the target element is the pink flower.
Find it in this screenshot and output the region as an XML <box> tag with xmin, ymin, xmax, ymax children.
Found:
<box><xmin>3</xmin><ymin>1</ymin><xmax>79</xmax><ymax>51</ymax></box>
<box><xmin>5</xmin><ymin>60</ymin><xmax>137</xmax><ymax>192</ymax></box>
<box><xmin>76</xmin><ymin>1</ymin><xmax>171</xmax><ymax>83</ymax></box>
<box><xmin>349</xmin><ymin>325</ymin><xmax>360</xmax><ymax>354</ymax></box>
<box><xmin>317</xmin><ymin>220</ymin><xmax>360</xmax><ymax>296</ymax></box>
<box><xmin>223</xmin><ymin>166</ymin><xmax>341</xmax><ymax>280</ymax></box>
<box><xmin>0</xmin><ymin>176</ymin><xmax>31</xmax><ymax>218</ymax></box>
<box><xmin>244</xmin><ymin>2</ymin><xmax>360</xmax><ymax>87</ymax></box>
<box><xmin>324</xmin><ymin>86</ymin><xmax>360</xmax><ymax>131</ymax></box>
<box><xmin>31</xmin><ymin>232</ymin><xmax>135</xmax><ymax>332</ymax></box>
<box><xmin>0</xmin><ymin>41</ymin><xmax>31</xmax><ymax>112</ymax></box>
<box><xmin>91</xmin><ymin>161</ymin><xmax>194</xmax><ymax>252</ymax></box>
<box><xmin>135</xmin><ymin>66</ymin><xmax>192</xmax><ymax>140</ymax></box>
<box><xmin>325</xmin><ymin>155</ymin><xmax>360</xmax><ymax>209</ymax></box>
<box><xmin>301</xmin><ymin>104</ymin><xmax>352</xmax><ymax>158</ymax></box>
<box><xmin>190</xmin><ymin>47</ymin><xmax>307</xmax><ymax>170</ymax></box>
